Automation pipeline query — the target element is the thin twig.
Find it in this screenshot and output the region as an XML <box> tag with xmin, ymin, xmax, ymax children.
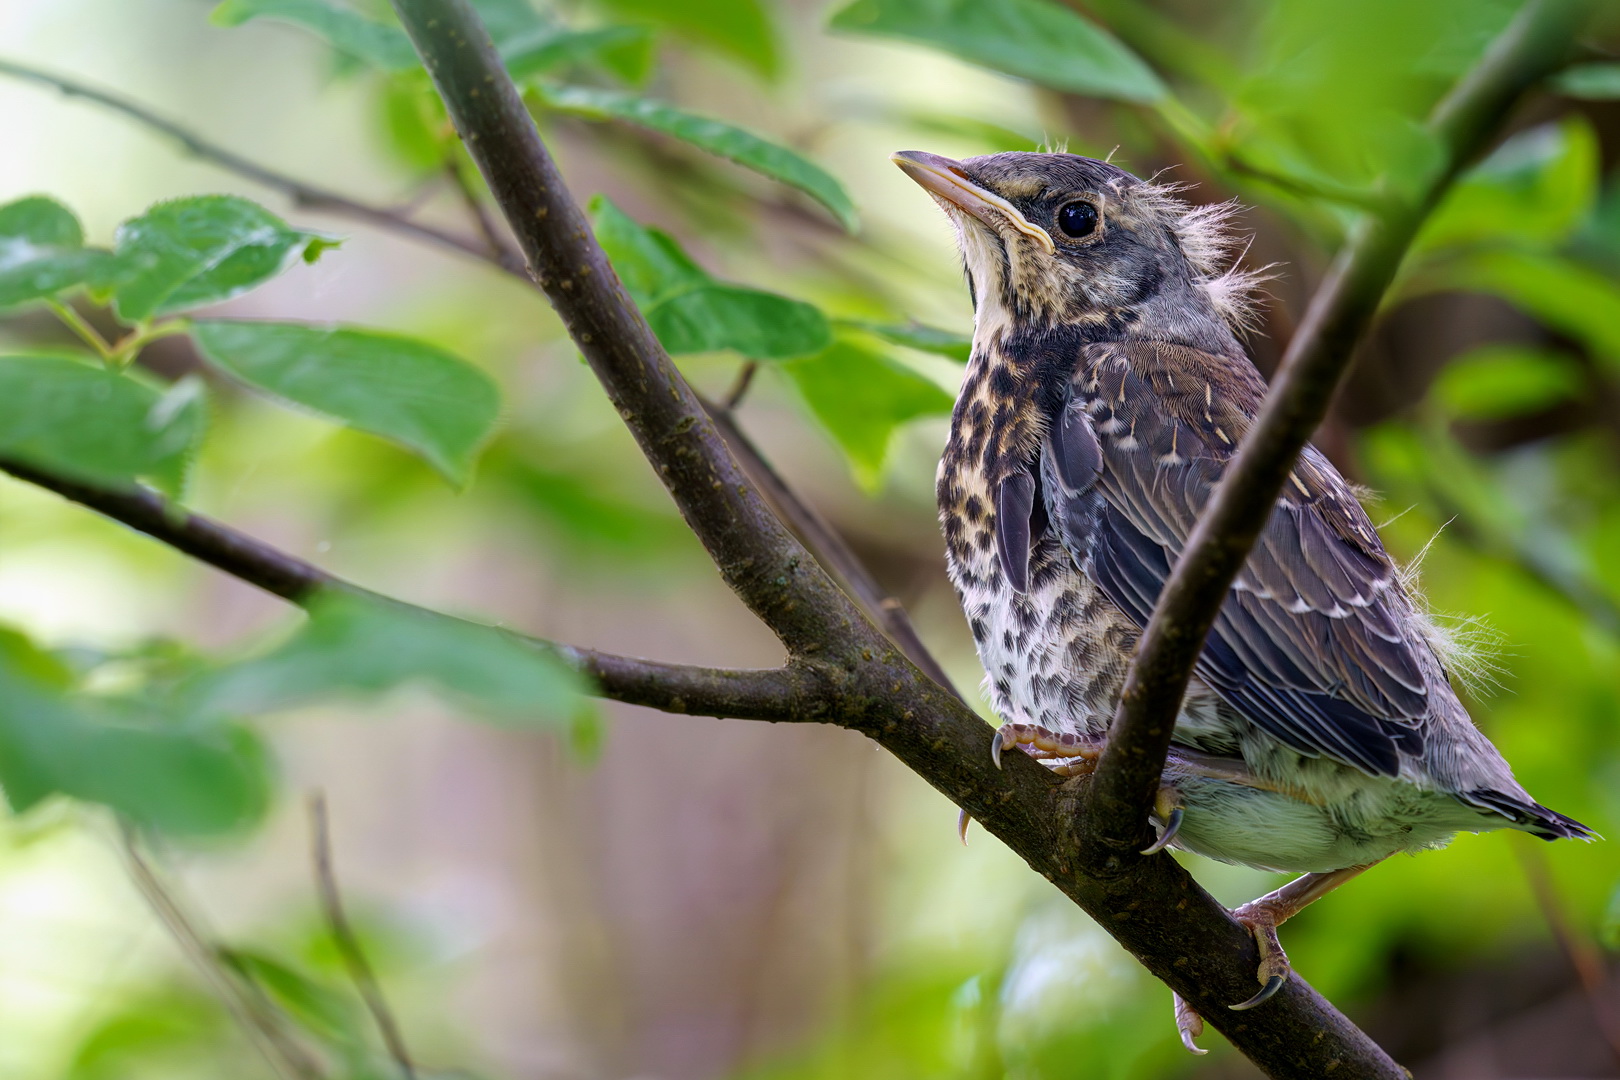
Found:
<box><xmin>1081</xmin><ymin>0</ymin><xmax>1596</xmax><ymax>858</ymax></box>
<box><xmin>721</xmin><ymin>361</ymin><xmax>758</xmax><ymax>411</ymax></box>
<box><xmin>308</xmin><ymin>793</ymin><xmax>418</xmax><ymax>1080</ymax></box>
<box><xmin>444</xmin><ymin>157</ymin><xmax>518</xmax><ymax>265</ymax></box>
<box><xmin>701</xmin><ymin>396</ymin><xmax>963</xmax><ymax>701</ymax></box>
<box><xmin>1513</xmin><ymin>841</ymin><xmax>1620</xmax><ymax>1071</ymax></box>
<box><xmin>0</xmin><ymin>57</ymin><xmax>524</xmax><ymax>277</ymax></box>
<box><xmin>118</xmin><ymin>821</ymin><xmax>327</xmax><ymax>1080</ymax></box>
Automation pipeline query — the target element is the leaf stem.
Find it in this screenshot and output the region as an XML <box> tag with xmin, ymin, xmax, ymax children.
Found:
<box><xmin>46</xmin><ymin>299</ymin><xmax>115</xmax><ymax>362</ymax></box>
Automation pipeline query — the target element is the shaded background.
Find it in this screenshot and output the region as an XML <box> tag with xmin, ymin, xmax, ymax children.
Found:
<box><xmin>2</xmin><ymin>0</ymin><xmax>1620</xmax><ymax>1077</ymax></box>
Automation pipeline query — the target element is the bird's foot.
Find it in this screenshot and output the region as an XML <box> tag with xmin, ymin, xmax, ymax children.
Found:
<box><xmin>1171</xmin><ymin>992</ymin><xmax>1208</xmax><ymax>1055</ymax></box>
<box><xmin>1227</xmin><ymin>897</ymin><xmax>1291</xmax><ymax>1010</ymax></box>
<box><xmin>1141</xmin><ymin>785</ymin><xmax>1184</xmax><ymax>855</ymax></box>
<box><xmin>990</xmin><ymin>722</ymin><xmax>1101</xmax><ymax>777</ymax></box>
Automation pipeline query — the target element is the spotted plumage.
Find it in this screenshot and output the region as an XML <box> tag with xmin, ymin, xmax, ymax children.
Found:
<box><xmin>896</xmin><ymin>149</ymin><xmax>1591</xmax><ymax>1032</ymax></box>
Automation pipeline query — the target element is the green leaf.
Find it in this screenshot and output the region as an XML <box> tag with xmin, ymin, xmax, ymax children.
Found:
<box><xmin>0</xmin><ymin>355</ymin><xmax>205</xmax><ymax>494</ymax></box>
<box><xmin>586</xmin><ymin>0</ymin><xmax>778</xmax><ymax>79</ymax></box>
<box><xmin>589</xmin><ymin>197</ymin><xmax>831</xmax><ymax>359</ymax></box>
<box><xmin>210</xmin><ymin>0</ymin><xmax>419</xmax><ymax>70</ymax></box>
<box><xmin>828</xmin><ymin>0</ymin><xmax>1164</xmax><ymax>103</ymax></box>
<box><xmin>1433</xmin><ymin>250</ymin><xmax>1620</xmax><ymax>372</ymax></box>
<box><xmin>1551</xmin><ymin>63</ymin><xmax>1620</xmax><ymax>100</ymax></box>
<box><xmin>781</xmin><ymin>341</ymin><xmax>953</xmax><ymax>488</ymax></box>
<box><xmin>0</xmin><ymin>196</ymin><xmax>115</xmax><ymax>311</ymax></box>
<box><xmin>1431</xmin><ymin>346</ymin><xmax>1584</xmax><ymax>420</ymax></box>
<box><xmin>1419</xmin><ymin>118</ymin><xmax>1598</xmax><ymax>251</ymax></box>
<box><xmin>191</xmin><ymin>320</ymin><xmax>500</xmax><ymax>486</ymax></box>
<box><xmin>0</xmin><ymin>628</ymin><xmax>270</xmax><ymax>836</ymax></box>
<box><xmin>537</xmin><ymin>86</ymin><xmax>858</xmax><ymax>232</ymax></box>
<box><xmin>221</xmin><ymin>951</ymin><xmax>360</xmax><ymax>1045</ymax></box>
<box><xmin>193</xmin><ymin>592</ymin><xmax>596</xmax><ymax>735</ymax></box>
<box><xmin>505</xmin><ymin>25</ymin><xmax>655</xmax><ymax>82</ymax></box>
<box><xmin>111</xmin><ymin>196</ymin><xmax>336</xmax><ymax>322</ymax></box>
<box><xmin>839</xmin><ymin>318</ymin><xmax>973</xmax><ymax>362</ymax></box>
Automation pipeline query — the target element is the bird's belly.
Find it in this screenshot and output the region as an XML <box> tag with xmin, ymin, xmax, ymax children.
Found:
<box><xmin>951</xmin><ymin>536</ymin><xmax>1134</xmax><ymax>738</ymax></box>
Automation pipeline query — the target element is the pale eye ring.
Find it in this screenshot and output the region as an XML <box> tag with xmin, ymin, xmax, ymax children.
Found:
<box><xmin>1056</xmin><ymin>200</ymin><xmax>1099</xmax><ymax>239</ymax></box>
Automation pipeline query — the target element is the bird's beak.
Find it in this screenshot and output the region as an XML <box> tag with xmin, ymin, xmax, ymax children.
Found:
<box><xmin>891</xmin><ymin>150</ymin><xmax>1055</xmax><ymax>254</ymax></box>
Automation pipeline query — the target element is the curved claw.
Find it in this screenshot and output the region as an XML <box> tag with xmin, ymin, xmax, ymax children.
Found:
<box><xmin>1179</xmin><ymin>1027</ymin><xmax>1208</xmax><ymax>1056</ymax></box>
<box><xmin>1140</xmin><ymin>805</ymin><xmax>1183</xmax><ymax>855</ymax></box>
<box><xmin>1229</xmin><ymin>974</ymin><xmax>1285</xmax><ymax>1011</ymax></box>
<box><xmin>957</xmin><ymin>808</ymin><xmax>971</xmax><ymax>846</ymax></box>
<box><xmin>1173</xmin><ymin>992</ymin><xmax>1208</xmax><ymax>1056</ymax></box>
<box><xmin>990</xmin><ymin>729</ymin><xmax>1005</xmax><ymax>770</ymax></box>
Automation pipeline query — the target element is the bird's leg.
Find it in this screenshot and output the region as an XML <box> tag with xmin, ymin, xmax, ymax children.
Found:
<box><xmin>990</xmin><ymin>722</ymin><xmax>1102</xmax><ymax>776</ymax></box>
<box><xmin>1172</xmin><ymin>861</ymin><xmax>1382</xmax><ymax>1053</ymax></box>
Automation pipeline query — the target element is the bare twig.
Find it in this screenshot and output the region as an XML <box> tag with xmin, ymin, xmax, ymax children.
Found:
<box><xmin>1082</xmin><ymin>0</ymin><xmax>1596</xmax><ymax>858</ymax></box>
<box><xmin>721</xmin><ymin>361</ymin><xmax>758</xmax><ymax>411</ymax></box>
<box><xmin>118</xmin><ymin>822</ymin><xmax>326</xmax><ymax>1080</ymax></box>
<box><xmin>444</xmin><ymin>157</ymin><xmax>518</xmax><ymax>266</ymax></box>
<box><xmin>0</xmin><ymin>57</ymin><xmax>525</xmax><ymax>277</ymax></box>
<box><xmin>308</xmin><ymin>794</ymin><xmax>418</xmax><ymax>1080</ymax></box>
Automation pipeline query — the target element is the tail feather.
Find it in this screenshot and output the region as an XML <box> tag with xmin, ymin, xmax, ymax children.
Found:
<box><xmin>1463</xmin><ymin>788</ymin><xmax>1599</xmax><ymax>842</ymax></box>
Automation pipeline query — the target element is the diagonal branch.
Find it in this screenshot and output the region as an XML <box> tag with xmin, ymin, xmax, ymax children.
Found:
<box><xmin>1081</xmin><ymin>0</ymin><xmax>1597</xmax><ymax>856</ymax></box>
<box><xmin>0</xmin><ymin>57</ymin><xmax>524</xmax><ymax>277</ymax></box>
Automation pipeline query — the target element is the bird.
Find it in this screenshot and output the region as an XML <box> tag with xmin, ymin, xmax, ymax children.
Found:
<box><xmin>891</xmin><ymin>148</ymin><xmax>1594</xmax><ymax>1052</ymax></box>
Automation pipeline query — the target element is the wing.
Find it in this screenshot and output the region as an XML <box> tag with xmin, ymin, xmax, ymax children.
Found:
<box><xmin>1039</xmin><ymin>340</ymin><xmax>1431</xmax><ymax>777</ymax></box>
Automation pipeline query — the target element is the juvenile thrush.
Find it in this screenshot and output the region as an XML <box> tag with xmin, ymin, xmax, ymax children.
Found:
<box><xmin>892</xmin><ymin>149</ymin><xmax>1593</xmax><ymax>1051</ymax></box>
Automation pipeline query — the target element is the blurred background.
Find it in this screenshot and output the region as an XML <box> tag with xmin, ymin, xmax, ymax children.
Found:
<box><xmin>1</xmin><ymin>0</ymin><xmax>1619</xmax><ymax>1077</ymax></box>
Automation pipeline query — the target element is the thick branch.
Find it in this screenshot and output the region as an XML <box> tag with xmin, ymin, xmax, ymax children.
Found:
<box><xmin>0</xmin><ymin>57</ymin><xmax>524</xmax><ymax>277</ymax></box>
<box><xmin>1082</xmin><ymin>0</ymin><xmax>1595</xmax><ymax>854</ymax></box>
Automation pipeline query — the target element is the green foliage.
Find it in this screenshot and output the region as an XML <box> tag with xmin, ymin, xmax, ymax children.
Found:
<box><xmin>193</xmin><ymin>591</ymin><xmax>596</xmax><ymax>735</ymax></box>
<box><xmin>0</xmin><ymin>629</ymin><xmax>270</xmax><ymax>836</ymax></box>
<box><xmin>0</xmin><ymin>196</ymin><xmax>115</xmax><ymax>311</ymax></box>
<box><xmin>539</xmin><ymin>87</ymin><xmax>858</xmax><ymax>232</ymax></box>
<box><xmin>191</xmin><ymin>320</ymin><xmax>501</xmax><ymax>486</ymax></box>
<box><xmin>838</xmin><ymin>319</ymin><xmax>974</xmax><ymax>363</ymax></box>
<box><xmin>1429</xmin><ymin>345</ymin><xmax>1584</xmax><ymax>421</ymax></box>
<box><xmin>1552</xmin><ymin>62</ymin><xmax>1620</xmax><ymax>100</ymax></box>
<box><xmin>781</xmin><ymin>341</ymin><xmax>953</xmax><ymax>488</ymax></box>
<box><xmin>110</xmin><ymin>196</ymin><xmax>336</xmax><ymax>323</ymax></box>
<box><xmin>829</xmin><ymin>0</ymin><xmax>1164</xmax><ymax>102</ymax></box>
<box><xmin>590</xmin><ymin>195</ymin><xmax>831</xmax><ymax>359</ymax></box>
<box><xmin>0</xmin><ymin>355</ymin><xmax>204</xmax><ymax>494</ymax></box>
<box><xmin>212</xmin><ymin>0</ymin><xmax>418</xmax><ymax>69</ymax></box>
<box><xmin>586</xmin><ymin>0</ymin><xmax>781</xmax><ymax>79</ymax></box>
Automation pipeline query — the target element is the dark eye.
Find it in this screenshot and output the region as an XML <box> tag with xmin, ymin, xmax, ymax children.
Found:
<box><xmin>1056</xmin><ymin>201</ymin><xmax>1099</xmax><ymax>239</ymax></box>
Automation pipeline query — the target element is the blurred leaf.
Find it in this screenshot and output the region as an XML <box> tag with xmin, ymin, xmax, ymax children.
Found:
<box><xmin>781</xmin><ymin>341</ymin><xmax>952</xmax><ymax>488</ymax></box>
<box><xmin>193</xmin><ymin>591</ymin><xmax>597</xmax><ymax>735</ymax></box>
<box><xmin>0</xmin><ymin>196</ymin><xmax>115</xmax><ymax>311</ymax></box>
<box><xmin>505</xmin><ymin>25</ymin><xmax>655</xmax><ymax>82</ymax></box>
<box><xmin>1419</xmin><ymin>118</ymin><xmax>1598</xmax><ymax>251</ymax></box>
<box><xmin>586</xmin><ymin>0</ymin><xmax>778</xmax><ymax>79</ymax></box>
<box><xmin>192</xmin><ymin>319</ymin><xmax>501</xmax><ymax>486</ymax></box>
<box><xmin>67</xmin><ymin>986</ymin><xmax>231</xmax><ymax>1080</ymax></box>
<box><xmin>1551</xmin><ymin>63</ymin><xmax>1620</xmax><ymax>100</ymax></box>
<box><xmin>1431</xmin><ymin>345</ymin><xmax>1584</xmax><ymax>420</ymax></box>
<box><xmin>221</xmin><ymin>949</ymin><xmax>361</xmax><ymax>1045</ymax></box>
<box><xmin>535</xmin><ymin>85</ymin><xmax>858</xmax><ymax>232</ymax></box>
<box><xmin>1602</xmin><ymin>880</ymin><xmax>1620</xmax><ymax>950</ymax></box>
<box><xmin>839</xmin><ymin>318</ymin><xmax>972</xmax><ymax>362</ymax></box>
<box><xmin>589</xmin><ymin>196</ymin><xmax>831</xmax><ymax>358</ymax></box>
<box><xmin>0</xmin><ymin>627</ymin><xmax>271</xmax><ymax>835</ymax></box>
<box><xmin>0</xmin><ymin>355</ymin><xmax>205</xmax><ymax>494</ymax></box>
<box><xmin>1435</xmin><ymin>250</ymin><xmax>1620</xmax><ymax>371</ymax></box>
<box><xmin>827</xmin><ymin>0</ymin><xmax>1164</xmax><ymax>103</ymax></box>
<box><xmin>211</xmin><ymin>0</ymin><xmax>419</xmax><ymax>70</ymax></box>
<box><xmin>495</xmin><ymin>449</ymin><xmax>693</xmax><ymax>563</ymax></box>
<box><xmin>378</xmin><ymin>70</ymin><xmax>452</xmax><ymax>171</ymax></box>
<box><xmin>111</xmin><ymin>196</ymin><xmax>337</xmax><ymax>322</ymax></box>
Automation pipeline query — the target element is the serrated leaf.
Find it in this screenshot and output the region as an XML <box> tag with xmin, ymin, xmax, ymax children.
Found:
<box><xmin>111</xmin><ymin>197</ymin><xmax>335</xmax><ymax>322</ymax></box>
<box><xmin>589</xmin><ymin>197</ymin><xmax>831</xmax><ymax>359</ymax></box>
<box><xmin>840</xmin><ymin>318</ymin><xmax>972</xmax><ymax>362</ymax></box>
<box><xmin>828</xmin><ymin>0</ymin><xmax>1163</xmax><ymax>103</ymax></box>
<box><xmin>211</xmin><ymin>0</ymin><xmax>419</xmax><ymax>70</ymax></box>
<box><xmin>0</xmin><ymin>628</ymin><xmax>270</xmax><ymax>836</ymax></box>
<box><xmin>1419</xmin><ymin>118</ymin><xmax>1598</xmax><ymax>251</ymax></box>
<box><xmin>781</xmin><ymin>341</ymin><xmax>953</xmax><ymax>488</ymax></box>
<box><xmin>0</xmin><ymin>196</ymin><xmax>116</xmax><ymax>311</ymax></box>
<box><xmin>588</xmin><ymin>0</ymin><xmax>778</xmax><ymax>79</ymax></box>
<box><xmin>539</xmin><ymin>86</ymin><xmax>858</xmax><ymax>232</ymax></box>
<box><xmin>1431</xmin><ymin>346</ymin><xmax>1584</xmax><ymax>420</ymax></box>
<box><xmin>193</xmin><ymin>592</ymin><xmax>596</xmax><ymax>737</ymax></box>
<box><xmin>191</xmin><ymin>320</ymin><xmax>500</xmax><ymax>486</ymax></box>
<box><xmin>0</xmin><ymin>355</ymin><xmax>205</xmax><ymax>494</ymax></box>
<box><xmin>1552</xmin><ymin>63</ymin><xmax>1620</xmax><ymax>101</ymax></box>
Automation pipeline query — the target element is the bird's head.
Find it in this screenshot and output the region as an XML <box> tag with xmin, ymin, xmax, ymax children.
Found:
<box><xmin>892</xmin><ymin>150</ymin><xmax>1265</xmax><ymax>348</ymax></box>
